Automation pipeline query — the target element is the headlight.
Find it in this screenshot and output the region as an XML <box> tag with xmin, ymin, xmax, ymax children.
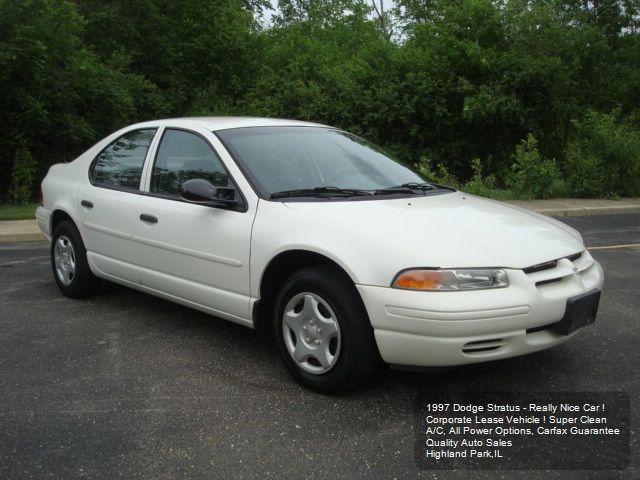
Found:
<box><xmin>392</xmin><ymin>269</ymin><xmax>509</xmax><ymax>291</ymax></box>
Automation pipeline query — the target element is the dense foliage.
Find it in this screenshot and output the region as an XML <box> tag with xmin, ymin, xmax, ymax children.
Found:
<box><xmin>1</xmin><ymin>0</ymin><xmax>639</xmax><ymax>203</ymax></box>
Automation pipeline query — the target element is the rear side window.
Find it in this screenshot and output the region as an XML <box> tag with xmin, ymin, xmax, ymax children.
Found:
<box><xmin>90</xmin><ymin>129</ymin><xmax>157</xmax><ymax>190</ymax></box>
<box><xmin>150</xmin><ymin>129</ymin><xmax>229</xmax><ymax>197</ymax></box>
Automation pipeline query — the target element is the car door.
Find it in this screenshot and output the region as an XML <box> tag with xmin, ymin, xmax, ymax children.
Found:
<box><xmin>76</xmin><ymin>127</ymin><xmax>158</xmax><ymax>284</ymax></box>
<box><xmin>133</xmin><ymin>127</ymin><xmax>255</xmax><ymax>325</ymax></box>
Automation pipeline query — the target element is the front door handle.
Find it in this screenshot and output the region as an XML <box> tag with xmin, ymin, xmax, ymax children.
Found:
<box><xmin>81</xmin><ymin>200</ymin><xmax>93</xmax><ymax>209</ymax></box>
<box><xmin>139</xmin><ymin>214</ymin><xmax>158</xmax><ymax>224</ymax></box>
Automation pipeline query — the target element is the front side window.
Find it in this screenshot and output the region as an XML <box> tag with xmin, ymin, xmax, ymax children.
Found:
<box><xmin>150</xmin><ymin>129</ymin><xmax>229</xmax><ymax>197</ymax></box>
<box><xmin>90</xmin><ymin>129</ymin><xmax>156</xmax><ymax>190</ymax></box>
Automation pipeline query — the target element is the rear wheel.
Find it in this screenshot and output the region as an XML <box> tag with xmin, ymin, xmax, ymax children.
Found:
<box><xmin>51</xmin><ymin>220</ymin><xmax>100</xmax><ymax>297</ymax></box>
<box><xmin>273</xmin><ymin>265</ymin><xmax>379</xmax><ymax>392</ymax></box>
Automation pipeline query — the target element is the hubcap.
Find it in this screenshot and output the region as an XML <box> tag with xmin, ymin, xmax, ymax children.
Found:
<box><xmin>54</xmin><ymin>235</ymin><xmax>76</xmax><ymax>286</ymax></box>
<box><xmin>282</xmin><ymin>292</ymin><xmax>341</xmax><ymax>375</ymax></box>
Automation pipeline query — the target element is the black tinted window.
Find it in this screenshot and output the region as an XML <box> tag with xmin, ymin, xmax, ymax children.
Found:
<box><xmin>90</xmin><ymin>129</ymin><xmax>156</xmax><ymax>190</ymax></box>
<box><xmin>150</xmin><ymin>129</ymin><xmax>228</xmax><ymax>196</ymax></box>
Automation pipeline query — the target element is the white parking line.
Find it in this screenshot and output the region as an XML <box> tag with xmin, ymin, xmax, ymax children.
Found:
<box><xmin>0</xmin><ymin>255</ymin><xmax>49</xmax><ymax>266</ymax></box>
<box><xmin>588</xmin><ymin>243</ymin><xmax>640</xmax><ymax>251</ymax></box>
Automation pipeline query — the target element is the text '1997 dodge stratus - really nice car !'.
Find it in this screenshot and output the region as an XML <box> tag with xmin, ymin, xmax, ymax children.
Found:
<box><xmin>36</xmin><ymin>117</ymin><xmax>603</xmax><ymax>392</ymax></box>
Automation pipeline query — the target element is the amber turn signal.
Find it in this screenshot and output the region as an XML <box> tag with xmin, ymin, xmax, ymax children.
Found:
<box><xmin>392</xmin><ymin>268</ymin><xmax>509</xmax><ymax>291</ymax></box>
<box><xmin>394</xmin><ymin>270</ymin><xmax>445</xmax><ymax>289</ymax></box>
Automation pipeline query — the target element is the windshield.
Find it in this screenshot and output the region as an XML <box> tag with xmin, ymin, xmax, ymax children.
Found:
<box><xmin>215</xmin><ymin>126</ymin><xmax>430</xmax><ymax>199</ymax></box>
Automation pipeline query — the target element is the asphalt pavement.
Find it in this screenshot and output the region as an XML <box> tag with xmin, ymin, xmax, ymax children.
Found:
<box><xmin>0</xmin><ymin>214</ymin><xmax>638</xmax><ymax>479</ymax></box>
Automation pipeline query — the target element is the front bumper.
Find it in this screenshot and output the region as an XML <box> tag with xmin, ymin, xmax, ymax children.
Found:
<box><xmin>356</xmin><ymin>252</ymin><xmax>604</xmax><ymax>367</ymax></box>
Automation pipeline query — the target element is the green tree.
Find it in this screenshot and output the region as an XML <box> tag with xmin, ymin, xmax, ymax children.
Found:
<box><xmin>507</xmin><ymin>134</ymin><xmax>566</xmax><ymax>199</ymax></box>
<box><xmin>566</xmin><ymin>110</ymin><xmax>640</xmax><ymax>197</ymax></box>
<box><xmin>79</xmin><ymin>0</ymin><xmax>261</xmax><ymax>116</ymax></box>
<box><xmin>240</xmin><ymin>0</ymin><xmax>401</xmax><ymax>145</ymax></box>
<box><xmin>0</xmin><ymin>0</ymin><xmax>154</xmax><ymax>202</ymax></box>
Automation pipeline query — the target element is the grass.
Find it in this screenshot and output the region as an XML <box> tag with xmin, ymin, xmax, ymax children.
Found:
<box><xmin>0</xmin><ymin>203</ymin><xmax>39</xmax><ymax>221</ymax></box>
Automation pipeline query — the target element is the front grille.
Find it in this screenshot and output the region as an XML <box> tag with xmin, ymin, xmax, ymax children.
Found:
<box><xmin>462</xmin><ymin>338</ymin><xmax>506</xmax><ymax>354</ymax></box>
<box><xmin>523</xmin><ymin>251</ymin><xmax>584</xmax><ymax>274</ymax></box>
<box><xmin>566</xmin><ymin>251</ymin><xmax>583</xmax><ymax>262</ymax></box>
<box><xmin>523</xmin><ymin>260</ymin><xmax>557</xmax><ymax>274</ymax></box>
<box><xmin>535</xmin><ymin>277</ymin><xmax>563</xmax><ymax>287</ymax></box>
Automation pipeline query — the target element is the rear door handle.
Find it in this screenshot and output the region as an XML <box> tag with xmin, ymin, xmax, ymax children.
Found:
<box><xmin>81</xmin><ymin>200</ymin><xmax>93</xmax><ymax>209</ymax></box>
<box><xmin>139</xmin><ymin>214</ymin><xmax>158</xmax><ymax>224</ymax></box>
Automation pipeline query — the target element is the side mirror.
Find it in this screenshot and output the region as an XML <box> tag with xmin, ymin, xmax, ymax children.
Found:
<box><xmin>180</xmin><ymin>178</ymin><xmax>238</xmax><ymax>208</ymax></box>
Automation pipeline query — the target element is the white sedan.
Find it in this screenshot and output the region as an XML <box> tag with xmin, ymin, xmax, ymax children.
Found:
<box><xmin>37</xmin><ymin>117</ymin><xmax>603</xmax><ymax>392</ymax></box>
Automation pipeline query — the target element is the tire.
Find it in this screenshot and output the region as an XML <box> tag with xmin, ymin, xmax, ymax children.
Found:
<box><xmin>51</xmin><ymin>220</ymin><xmax>101</xmax><ymax>298</ymax></box>
<box><xmin>273</xmin><ymin>265</ymin><xmax>379</xmax><ymax>392</ymax></box>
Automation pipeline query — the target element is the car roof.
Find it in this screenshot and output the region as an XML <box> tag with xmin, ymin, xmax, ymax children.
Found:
<box><xmin>130</xmin><ymin>117</ymin><xmax>329</xmax><ymax>132</ymax></box>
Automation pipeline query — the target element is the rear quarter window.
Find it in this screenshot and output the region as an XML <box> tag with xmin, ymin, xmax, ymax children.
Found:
<box><xmin>90</xmin><ymin>129</ymin><xmax>157</xmax><ymax>190</ymax></box>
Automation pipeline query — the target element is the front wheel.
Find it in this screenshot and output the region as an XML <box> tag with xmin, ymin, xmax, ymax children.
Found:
<box><xmin>273</xmin><ymin>265</ymin><xmax>379</xmax><ymax>392</ymax></box>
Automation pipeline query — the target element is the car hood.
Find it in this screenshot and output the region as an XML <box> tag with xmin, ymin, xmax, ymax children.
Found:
<box><xmin>283</xmin><ymin>191</ymin><xmax>584</xmax><ymax>269</ymax></box>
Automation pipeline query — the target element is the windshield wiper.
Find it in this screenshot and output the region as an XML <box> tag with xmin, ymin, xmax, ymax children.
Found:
<box><xmin>270</xmin><ymin>183</ymin><xmax>450</xmax><ymax>199</ymax></box>
<box><xmin>270</xmin><ymin>187</ymin><xmax>373</xmax><ymax>199</ymax></box>
<box><xmin>372</xmin><ymin>182</ymin><xmax>454</xmax><ymax>196</ymax></box>
<box><xmin>371</xmin><ymin>182</ymin><xmax>434</xmax><ymax>196</ymax></box>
